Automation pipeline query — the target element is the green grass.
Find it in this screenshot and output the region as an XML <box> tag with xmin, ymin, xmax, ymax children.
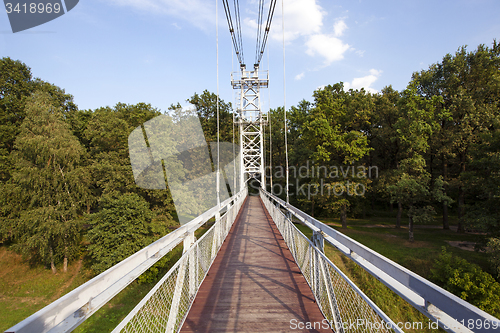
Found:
<box><xmin>329</xmin><ymin>225</ymin><xmax>489</xmax><ymax>277</ymax></box>
<box><xmin>320</xmin><ymin>210</ymin><xmax>460</xmax><ymax>227</ymax></box>
<box><xmin>0</xmin><ymin>247</ymin><xmax>91</xmax><ymax>332</ymax></box>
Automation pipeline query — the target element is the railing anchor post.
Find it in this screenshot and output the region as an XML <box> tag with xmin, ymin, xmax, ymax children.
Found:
<box><xmin>311</xmin><ymin>230</ymin><xmax>324</xmax><ymax>253</ymax></box>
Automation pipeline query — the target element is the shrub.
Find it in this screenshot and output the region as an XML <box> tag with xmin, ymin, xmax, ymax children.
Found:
<box><xmin>487</xmin><ymin>237</ymin><xmax>500</xmax><ymax>280</ymax></box>
<box><xmin>86</xmin><ymin>192</ymin><xmax>167</xmax><ymax>274</ymax></box>
<box><xmin>430</xmin><ymin>247</ymin><xmax>500</xmax><ymax>317</ymax></box>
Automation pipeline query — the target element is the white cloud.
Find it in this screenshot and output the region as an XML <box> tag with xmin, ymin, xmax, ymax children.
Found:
<box><xmin>106</xmin><ymin>0</ymin><xmax>214</xmax><ymax>30</ymax></box>
<box><xmin>268</xmin><ymin>0</ymin><xmax>325</xmax><ymax>42</ymax></box>
<box><xmin>355</xmin><ymin>50</ymin><xmax>365</xmax><ymax>57</ymax></box>
<box><xmin>344</xmin><ymin>69</ymin><xmax>382</xmax><ymax>93</ymax></box>
<box><xmin>305</xmin><ymin>34</ymin><xmax>350</xmax><ymax>65</ymax></box>
<box><xmin>295</xmin><ymin>72</ymin><xmax>305</xmax><ymax>80</ymax></box>
<box><xmin>333</xmin><ymin>19</ymin><xmax>347</xmax><ymax>37</ymax></box>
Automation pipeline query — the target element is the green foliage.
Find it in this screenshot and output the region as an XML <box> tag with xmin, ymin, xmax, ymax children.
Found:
<box><xmin>137</xmin><ymin>246</ymin><xmax>182</xmax><ymax>284</ymax></box>
<box><xmin>86</xmin><ymin>192</ymin><xmax>166</xmax><ymax>275</ymax></box>
<box><xmin>430</xmin><ymin>247</ymin><xmax>500</xmax><ymax>317</ymax></box>
<box><xmin>414</xmin><ymin>40</ymin><xmax>500</xmax><ymax>233</ymax></box>
<box><xmin>487</xmin><ymin>238</ymin><xmax>500</xmax><ymax>280</ymax></box>
<box><xmin>4</xmin><ymin>91</ymin><xmax>89</xmax><ymax>269</ymax></box>
<box><xmin>287</xmin><ymin>84</ymin><xmax>373</xmax><ymax>222</ymax></box>
<box><xmin>187</xmin><ymin>90</ymin><xmax>233</xmax><ymax>143</ymax></box>
<box><xmin>0</xmin><ymin>57</ymin><xmax>32</xmax><ymax>182</ymax></box>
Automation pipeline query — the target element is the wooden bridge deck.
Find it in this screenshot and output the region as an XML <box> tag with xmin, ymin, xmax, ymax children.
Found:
<box><xmin>180</xmin><ymin>195</ymin><xmax>331</xmax><ymax>333</ymax></box>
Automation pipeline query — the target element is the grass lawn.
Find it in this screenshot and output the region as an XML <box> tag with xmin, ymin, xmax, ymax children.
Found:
<box><xmin>0</xmin><ymin>247</ymin><xmax>91</xmax><ymax>332</ymax></box>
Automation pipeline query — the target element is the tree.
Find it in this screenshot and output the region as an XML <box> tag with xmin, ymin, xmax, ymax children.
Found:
<box><xmin>414</xmin><ymin>41</ymin><xmax>500</xmax><ymax>232</ymax></box>
<box><xmin>187</xmin><ymin>90</ymin><xmax>233</xmax><ymax>143</ymax></box>
<box><xmin>370</xmin><ymin>86</ymin><xmax>403</xmax><ymax>226</ymax></box>
<box><xmin>83</xmin><ymin>103</ymin><xmax>162</xmax><ymax>202</ymax></box>
<box><xmin>298</xmin><ymin>83</ymin><xmax>373</xmax><ymax>226</ymax></box>
<box><xmin>86</xmin><ymin>192</ymin><xmax>166</xmax><ymax>274</ymax></box>
<box><xmin>431</xmin><ymin>247</ymin><xmax>500</xmax><ymax>317</ymax></box>
<box><xmin>6</xmin><ymin>92</ymin><xmax>90</xmax><ymax>272</ymax></box>
<box><xmin>0</xmin><ymin>57</ymin><xmax>32</xmax><ymax>182</ymax></box>
<box><xmin>388</xmin><ymin>83</ymin><xmax>450</xmax><ymax>241</ymax></box>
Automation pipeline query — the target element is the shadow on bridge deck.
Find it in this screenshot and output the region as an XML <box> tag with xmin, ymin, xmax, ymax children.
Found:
<box><xmin>180</xmin><ymin>196</ymin><xmax>331</xmax><ymax>333</ymax></box>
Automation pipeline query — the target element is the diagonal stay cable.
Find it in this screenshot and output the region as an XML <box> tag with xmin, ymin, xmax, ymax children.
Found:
<box><xmin>222</xmin><ymin>0</ymin><xmax>244</xmax><ymax>65</ymax></box>
<box><xmin>255</xmin><ymin>0</ymin><xmax>264</xmax><ymax>65</ymax></box>
<box><xmin>256</xmin><ymin>0</ymin><xmax>277</xmax><ymax>65</ymax></box>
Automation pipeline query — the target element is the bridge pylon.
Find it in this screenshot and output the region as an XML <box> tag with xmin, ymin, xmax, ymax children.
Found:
<box><xmin>232</xmin><ymin>64</ymin><xmax>268</xmax><ymax>191</ymax></box>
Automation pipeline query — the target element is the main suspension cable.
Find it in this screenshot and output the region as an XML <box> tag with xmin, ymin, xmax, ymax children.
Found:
<box><xmin>255</xmin><ymin>0</ymin><xmax>264</xmax><ymax>66</ymax></box>
<box><xmin>222</xmin><ymin>0</ymin><xmax>276</xmax><ymax>67</ymax></box>
<box><xmin>255</xmin><ymin>0</ymin><xmax>277</xmax><ymax>66</ymax></box>
<box><xmin>222</xmin><ymin>0</ymin><xmax>244</xmax><ymax>65</ymax></box>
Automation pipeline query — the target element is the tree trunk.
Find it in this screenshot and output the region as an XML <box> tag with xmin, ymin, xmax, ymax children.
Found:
<box><xmin>63</xmin><ymin>245</ymin><xmax>68</xmax><ymax>273</ymax></box>
<box><xmin>50</xmin><ymin>246</ymin><xmax>57</xmax><ymax>274</ymax></box>
<box><xmin>442</xmin><ymin>202</ymin><xmax>449</xmax><ymax>230</ymax></box>
<box><xmin>408</xmin><ymin>213</ymin><xmax>414</xmax><ymax>242</ymax></box>
<box><xmin>341</xmin><ymin>204</ymin><xmax>347</xmax><ymax>228</ymax></box>
<box><xmin>396</xmin><ymin>202</ymin><xmax>402</xmax><ymax>228</ymax></box>
<box><xmin>442</xmin><ymin>158</ymin><xmax>449</xmax><ymax>230</ymax></box>
<box><xmin>457</xmin><ymin>185</ymin><xmax>465</xmax><ymax>233</ymax></box>
<box><xmin>390</xmin><ymin>202</ymin><xmax>393</xmax><ymax>213</ymax></box>
<box><xmin>457</xmin><ymin>156</ymin><xmax>466</xmax><ymax>233</ymax></box>
<box><xmin>63</xmin><ymin>256</ymin><xmax>68</xmax><ymax>273</ymax></box>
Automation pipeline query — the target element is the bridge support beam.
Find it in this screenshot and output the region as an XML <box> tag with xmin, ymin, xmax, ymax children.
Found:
<box><xmin>232</xmin><ymin>64</ymin><xmax>268</xmax><ymax>190</ymax></box>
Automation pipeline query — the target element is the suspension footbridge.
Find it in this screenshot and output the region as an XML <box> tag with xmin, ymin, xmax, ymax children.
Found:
<box><xmin>5</xmin><ymin>0</ymin><xmax>500</xmax><ymax>332</ymax></box>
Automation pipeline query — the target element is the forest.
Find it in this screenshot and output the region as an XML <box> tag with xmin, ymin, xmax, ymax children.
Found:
<box><xmin>1</xmin><ymin>41</ymin><xmax>499</xmax><ymax>316</ymax></box>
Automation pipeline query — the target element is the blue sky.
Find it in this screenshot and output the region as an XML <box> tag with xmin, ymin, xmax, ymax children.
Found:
<box><xmin>1</xmin><ymin>0</ymin><xmax>499</xmax><ymax>113</ymax></box>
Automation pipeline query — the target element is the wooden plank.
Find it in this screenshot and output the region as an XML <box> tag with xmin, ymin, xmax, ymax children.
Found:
<box><xmin>180</xmin><ymin>196</ymin><xmax>331</xmax><ymax>333</ymax></box>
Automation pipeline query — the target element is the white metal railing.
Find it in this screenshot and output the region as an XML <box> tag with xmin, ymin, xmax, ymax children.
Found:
<box><xmin>260</xmin><ymin>189</ymin><xmax>403</xmax><ymax>333</ymax></box>
<box><xmin>5</xmin><ymin>188</ymin><xmax>247</xmax><ymax>333</ymax></box>
<box><xmin>260</xmin><ymin>189</ymin><xmax>500</xmax><ymax>333</ymax></box>
<box><xmin>112</xmin><ymin>187</ymin><xmax>247</xmax><ymax>333</ymax></box>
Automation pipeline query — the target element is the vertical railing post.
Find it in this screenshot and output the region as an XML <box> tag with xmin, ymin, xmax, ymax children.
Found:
<box><xmin>188</xmin><ymin>245</ymin><xmax>197</xmax><ymax>299</ymax></box>
<box><xmin>165</xmin><ymin>259</ymin><xmax>187</xmax><ymax>333</ymax></box>
<box><xmin>319</xmin><ymin>258</ymin><xmax>344</xmax><ymax>333</ymax></box>
<box><xmin>211</xmin><ymin>211</ymin><xmax>221</xmax><ymax>259</ymax></box>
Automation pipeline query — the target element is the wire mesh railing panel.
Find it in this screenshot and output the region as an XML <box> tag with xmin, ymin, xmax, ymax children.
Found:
<box><xmin>121</xmin><ymin>263</ymin><xmax>179</xmax><ymax>333</ymax></box>
<box><xmin>114</xmin><ymin>189</ymin><xmax>247</xmax><ymax>333</ymax></box>
<box><xmin>260</xmin><ymin>190</ymin><xmax>400</xmax><ymax>333</ymax></box>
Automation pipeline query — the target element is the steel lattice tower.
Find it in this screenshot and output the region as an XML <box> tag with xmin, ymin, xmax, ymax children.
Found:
<box><xmin>232</xmin><ymin>64</ymin><xmax>268</xmax><ymax>191</ymax></box>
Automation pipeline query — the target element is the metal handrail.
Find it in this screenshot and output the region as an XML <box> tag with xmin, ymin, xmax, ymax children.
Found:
<box><xmin>260</xmin><ymin>189</ymin><xmax>403</xmax><ymax>333</ymax></box>
<box><xmin>260</xmin><ymin>189</ymin><xmax>500</xmax><ymax>333</ymax></box>
<box><xmin>112</xmin><ymin>187</ymin><xmax>247</xmax><ymax>333</ymax></box>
